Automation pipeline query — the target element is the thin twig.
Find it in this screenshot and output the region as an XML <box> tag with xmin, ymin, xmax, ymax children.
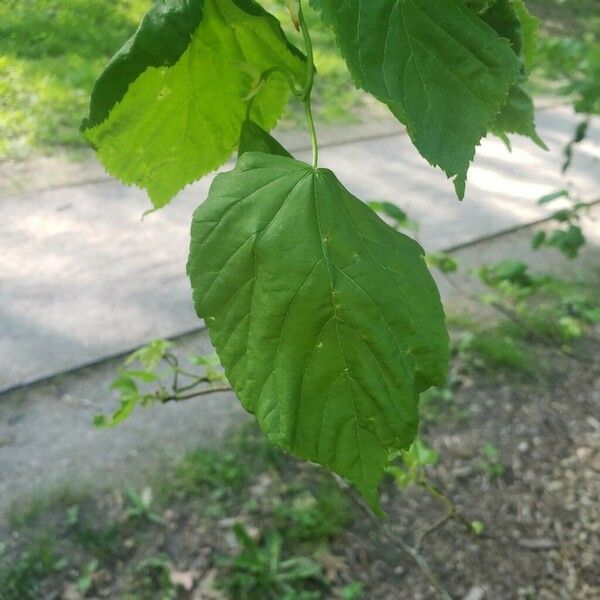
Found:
<box><xmin>342</xmin><ymin>482</ymin><xmax>454</xmax><ymax>600</ymax></box>
<box><xmin>419</xmin><ymin>477</ymin><xmax>474</xmax><ymax>534</ymax></box>
<box><xmin>175</xmin><ymin>376</ymin><xmax>212</xmax><ymax>393</ymax></box>
<box><xmin>415</xmin><ymin>512</ymin><xmax>452</xmax><ymax>551</ymax></box>
<box><xmin>398</xmin><ymin>539</ymin><xmax>453</xmax><ymax>600</ymax></box>
<box><xmin>164</xmin><ymin>352</ymin><xmax>180</xmax><ymax>390</ymax></box>
<box><xmin>175</xmin><ymin>366</ymin><xmax>209</xmax><ymax>380</ymax></box>
<box><xmin>442</xmin><ymin>270</ymin><xmax>593</xmax><ymax>364</ymax></box>
<box><xmin>161</xmin><ymin>385</ymin><xmax>232</xmax><ymax>403</ymax></box>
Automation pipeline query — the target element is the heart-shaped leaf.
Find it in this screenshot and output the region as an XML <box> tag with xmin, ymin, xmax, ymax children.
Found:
<box><xmin>187</xmin><ymin>153</ymin><xmax>449</xmax><ymax>508</ymax></box>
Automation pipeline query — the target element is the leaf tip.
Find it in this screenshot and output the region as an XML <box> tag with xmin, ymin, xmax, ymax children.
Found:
<box><xmin>453</xmin><ymin>174</ymin><xmax>467</xmax><ymax>200</ymax></box>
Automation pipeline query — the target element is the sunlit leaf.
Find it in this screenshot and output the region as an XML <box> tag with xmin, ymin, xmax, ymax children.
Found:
<box><xmin>82</xmin><ymin>0</ymin><xmax>305</xmax><ymax>207</ymax></box>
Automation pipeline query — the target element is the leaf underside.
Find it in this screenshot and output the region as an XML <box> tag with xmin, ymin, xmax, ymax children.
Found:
<box><xmin>82</xmin><ymin>0</ymin><xmax>305</xmax><ymax>207</ymax></box>
<box><xmin>187</xmin><ymin>153</ymin><xmax>449</xmax><ymax>509</ymax></box>
<box><xmin>310</xmin><ymin>0</ymin><xmax>520</xmax><ymax>197</ymax></box>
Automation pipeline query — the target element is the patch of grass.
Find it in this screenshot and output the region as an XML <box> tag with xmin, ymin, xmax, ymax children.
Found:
<box><xmin>69</xmin><ymin>519</ymin><xmax>123</xmax><ymax>564</ymax></box>
<box><xmin>457</xmin><ymin>331</ymin><xmax>536</xmax><ymax>376</ymax></box>
<box><xmin>445</xmin><ymin>311</ymin><xmax>480</xmax><ymax>332</ymax></box>
<box><xmin>419</xmin><ymin>385</ymin><xmax>470</xmax><ymax>428</ymax></box>
<box><xmin>172</xmin><ymin>448</ymin><xmax>249</xmax><ymax>500</ymax></box>
<box><xmin>227</xmin><ymin>421</ymin><xmax>287</xmax><ymax>471</ymax></box>
<box><xmin>0</xmin><ymin>0</ymin><xmax>365</xmax><ymax>161</ymax></box>
<box><xmin>0</xmin><ymin>536</ymin><xmax>62</xmax><ymax>600</ymax></box>
<box><xmin>125</xmin><ymin>556</ymin><xmax>178</xmax><ymax>600</ymax></box>
<box><xmin>7</xmin><ymin>484</ymin><xmax>88</xmax><ymax>529</ymax></box>
<box><xmin>138</xmin><ymin>425</ymin><xmax>280</xmax><ymax>521</ymax></box>
<box><xmin>0</xmin><ymin>0</ymin><xmax>149</xmax><ymax>159</ymax></box>
<box><xmin>479</xmin><ymin>443</ymin><xmax>506</xmax><ymax>478</ymax></box>
<box><xmin>217</xmin><ymin>524</ymin><xmax>325</xmax><ymax>600</ymax></box>
<box><xmin>497</xmin><ymin>308</ymin><xmax>573</xmax><ymax>344</ymax></box>
<box><xmin>494</xmin><ymin>275</ymin><xmax>600</xmax><ymax>345</ymax></box>
<box><xmin>275</xmin><ymin>481</ymin><xmax>351</xmax><ymax>543</ymax></box>
<box><xmin>124</xmin><ymin>487</ymin><xmax>165</xmax><ymax>525</ymax></box>
<box><xmin>340</xmin><ymin>581</ymin><xmax>365</xmax><ymax>600</ymax></box>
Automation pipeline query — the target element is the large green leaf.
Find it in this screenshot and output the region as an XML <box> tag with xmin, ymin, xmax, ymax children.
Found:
<box><xmin>310</xmin><ymin>0</ymin><xmax>520</xmax><ymax>198</ymax></box>
<box><xmin>187</xmin><ymin>153</ymin><xmax>449</xmax><ymax>509</ymax></box>
<box><xmin>82</xmin><ymin>0</ymin><xmax>305</xmax><ymax>208</ymax></box>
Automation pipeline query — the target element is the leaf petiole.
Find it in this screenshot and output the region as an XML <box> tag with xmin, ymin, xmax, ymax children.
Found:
<box><xmin>297</xmin><ymin>0</ymin><xmax>318</xmax><ymax>168</ymax></box>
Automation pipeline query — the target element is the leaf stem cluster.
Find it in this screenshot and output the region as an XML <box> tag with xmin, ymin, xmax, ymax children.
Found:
<box><xmin>159</xmin><ymin>351</ymin><xmax>231</xmax><ymax>403</ymax></box>
<box><xmin>244</xmin><ymin>2</ymin><xmax>319</xmax><ymax>168</ymax></box>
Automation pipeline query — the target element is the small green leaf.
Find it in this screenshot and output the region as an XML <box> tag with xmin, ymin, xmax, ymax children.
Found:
<box><xmin>189</xmin><ymin>353</ymin><xmax>221</xmax><ymax>366</ymax></box>
<box><xmin>470</xmin><ymin>520</ymin><xmax>485</xmax><ymax>535</ymax></box>
<box><xmin>547</xmin><ymin>225</ymin><xmax>585</xmax><ymax>259</ymax></box>
<box><xmin>401</xmin><ymin>438</ymin><xmax>439</xmax><ymax>469</ymax></box>
<box><xmin>95</xmin><ymin>376</ymin><xmax>140</xmax><ymax>428</ymax></box>
<box><xmin>531</xmin><ymin>230</ymin><xmax>546</xmax><ymax>249</ymax></box>
<box><xmin>126</xmin><ymin>339</ymin><xmax>172</xmax><ymax>370</ymax></box>
<box><xmin>366</xmin><ymin>201</ymin><xmax>408</xmax><ymax>225</ymax></box>
<box><xmin>479</xmin><ymin>260</ymin><xmax>532</xmax><ymax>288</ymax></box>
<box><xmin>563</xmin><ymin>121</ymin><xmax>590</xmax><ymax>173</ymax></box>
<box><xmin>310</xmin><ymin>0</ymin><xmax>520</xmax><ymax>197</ymax></box>
<box><xmin>551</xmin><ymin>209</ymin><xmax>573</xmax><ymax>223</ymax></box>
<box><xmin>366</xmin><ymin>201</ymin><xmax>418</xmax><ymax>231</ymax></box>
<box><xmin>426</xmin><ymin>252</ymin><xmax>459</xmax><ymax>274</ymax></box>
<box><xmin>110</xmin><ymin>375</ymin><xmax>139</xmax><ymax>394</ymax></box>
<box><xmin>120</xmin><ymin>369</ymin><xmax>160</xmax><ymax>383</ymax></box>
<box><xmin>238</xmin><ymin>120</ymin><xmax>293</xmax><ymax>158</ymax></box>
<box><xmin>385</xmin><ymin>438</ymin><xmax>438</xmax><ymax>489</ymax></box>
<box><xmin>82</xmin><ymin>0</ymin><xmax>305</xmax><ymax>208</ymax></box>
<box><xmin>558</xmin><ymin>315</ymin><xmax>583</xmax><ymax>339</ymax></box>
<box><xmin>384</xmin><ymin>465</ymin><xmax>413</xmax><ymax>489</ymax></box>
<box><xmin>188</xmin><ymin>153</ymin><xmax>449</xmax><ymax>509</ymax></box>
<box><xmin>538</xmin><ymin>190</ymin><xmax>570</xmax><ymax>205</ymax></box>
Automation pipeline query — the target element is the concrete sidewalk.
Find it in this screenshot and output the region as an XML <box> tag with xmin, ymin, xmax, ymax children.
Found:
<box><xmin>1</xmin><ymin>217</ymin><xmax>599</xmax><ymax>516</ymax></box>
<box><xmin>1</xmin><ymin>106</ymin><xmax>598</xmax><ymax>390</ymax></box>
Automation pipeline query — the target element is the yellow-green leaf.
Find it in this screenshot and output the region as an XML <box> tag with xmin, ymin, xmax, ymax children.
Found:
<box><xmin>82</xmin><ymin>0</ymin><xmax>304</xmax><ymax>208</ymax></box>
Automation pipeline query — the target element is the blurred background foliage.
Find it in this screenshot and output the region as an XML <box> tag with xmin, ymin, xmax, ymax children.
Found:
<box><xmin>0</xmin><ymin>0</ymin><xmax>150</xmax><ymax>159</ymax></box>
<box><xmin>0</xmin><ymin>0</ymin><xmax>598</xmax><ymax>160</ymax></box>
<box><xmin>529</xmin><ymin>0</ymin><xmax>600</xmax><ymax>114</ymax></box>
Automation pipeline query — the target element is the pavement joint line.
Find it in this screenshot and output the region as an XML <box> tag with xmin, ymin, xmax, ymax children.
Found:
<box><xmin>444</xmin><ymin>197</ymin><xmax>600</xmax><ymax>253</ymax></box>
<box><xmin>0</xmin><ymin>102</ymin><xmax>583</xmax><ymax>198</ymax></box>
<box><xmin>2</xmin><ymin>129</ymin><xmax>407</xmax><ymax>198</ymax></box>
<box><xmin>5</xmin><ymin>197</ymin><xmax>599</xmax><ymax>398</ymax></box>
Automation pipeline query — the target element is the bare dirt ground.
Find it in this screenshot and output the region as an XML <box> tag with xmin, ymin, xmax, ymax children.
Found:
<box><xmin>1</xmin><ymin>222</ymin><xmax>599</xmax><ymax>599</ymax></box>
<box><xmin>2</xmin><ymin>336</ymin><xmax>598</xmax><ymax>599</ymax></box>
<box><xmin>369</xmin><ymin>346</ymin><xmax>600</xmax><ymax>599</ymax></box>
